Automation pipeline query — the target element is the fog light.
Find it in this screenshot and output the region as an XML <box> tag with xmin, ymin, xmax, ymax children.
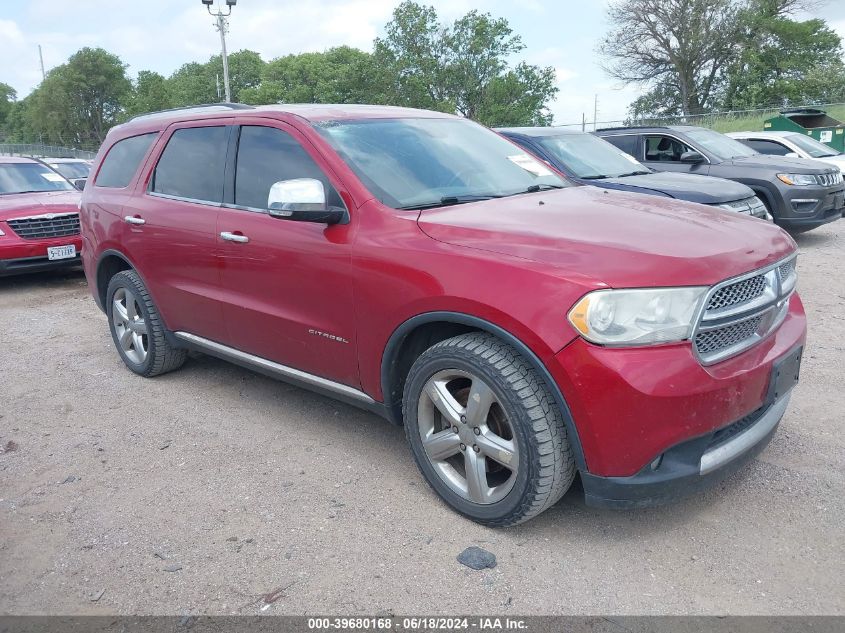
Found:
<box><xmin>650</xmin><ymin>455</ymin><xmax>663</xmax><ymax>471</ymax></box>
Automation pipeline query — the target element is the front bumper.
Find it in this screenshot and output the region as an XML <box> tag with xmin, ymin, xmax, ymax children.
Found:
<box><xmin>0</xmin><ymin>230</ymin><xmax>83</xmax><ymax>277</ymax></box>
<box><xmin>777</xmin><ymin>184</ymin><xmax>844</xmax><ymax>230</ymax></box>
<box><xmin>547</xmin><ymin>293</ymin><xmax>806</xmax><ymax>496</ymax></box>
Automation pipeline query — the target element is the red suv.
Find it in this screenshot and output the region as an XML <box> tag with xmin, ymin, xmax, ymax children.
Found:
<box><xmin>80</xmin><ymin>104</ymin><xmax>806</xmax><ymax>526</ymax></box>
<box><xmin>1</xmin><ymin>157</ymin><xmax>82</xmax><ymax>276</ymax></box>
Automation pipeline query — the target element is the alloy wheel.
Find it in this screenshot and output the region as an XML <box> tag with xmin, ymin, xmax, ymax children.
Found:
<box><xmin>416</xmin><ymin>369</ymin><xmax>519</xmax><ymax>504</ymax></box>
<box><xmin>111</xmin><ymin>287</ymin><xmax>149</xmax><ymax>364</ymax></box>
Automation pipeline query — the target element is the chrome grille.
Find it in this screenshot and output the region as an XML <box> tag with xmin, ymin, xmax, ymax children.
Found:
<box><xmin>819</xmin><ymin>171</ymin><xmax>842</xmax><ymax>187</ymax></box>
<box><xmin>693</xmin><ymin>255</ymin><xmax>796</xmax><ymax>364</ymax></box>
<box><xmin>707</xmin><ymin>275</ymin><xmax>767</xmax><ymax>311</ymax></box>
<box><xmin>7</xmin><ymin>213</ymin><xmax>80</xmax><ymax>240</ymax></box>
<box><xmin>695</xmin><ymin>315</ymin><xmax>764</xmax><ymax>354</ymax></box>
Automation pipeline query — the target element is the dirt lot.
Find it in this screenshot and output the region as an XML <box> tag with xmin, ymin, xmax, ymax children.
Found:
<box><xmin>1</xmin><ymin>221</ymin><xmax>843</xmax><ymax>616</ymax></box>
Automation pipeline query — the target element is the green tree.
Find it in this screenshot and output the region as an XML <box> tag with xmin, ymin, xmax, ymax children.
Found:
<box><xmin>720</xmin><ymin>3</ymin><xmax>845</xmax><ymax>108</ymax></box>
<box><xmin>166</xmin><ymin>49</ymin><xmax>265</xmax><ymax>105</ymax></box>
<box><xmin>239</xmin><ymin>47</ymin><xmax>382</xmax><ymax>104</ymax></box>
<box><xmin>124</xmin><ymin>71</ymin><xmax>172</xmax><ymax>118</ymax></box>
<box><xmin>27</xmin><ymin>47</ymin><xmax>130</xmax><ymax>146</ymax></box>
<box><xmin>374</xmin><ymin>1</ymin><xmax>558</xmax><ymax>125</ymax></box>
<box><xmin>0</xmin><ymin>82</ymin><xmax>16</xmax><ymax>138</ymax></box>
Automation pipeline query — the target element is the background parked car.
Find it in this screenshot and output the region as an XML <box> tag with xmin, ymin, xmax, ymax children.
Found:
<box><xmin>727</xmin><ymin>131</ymin><xmax>845</xmax><ymax>173</ymax></box>
<box><xmin>43</xmin><ymin>157</ymin><xmax>92</xmax><ymax>190</ymax></box>
<box><xmin>498</xmin><ymin>126</ymin><xmax>769</xmax><ymax>220</ymax></box>
<box><xmin>596</xmin><ymin>125</ymin><xmax>844</xmax><ymax>232</ymax></box>
<box><xmin>0</xmin><ymin>156</ymin><xmax>82</xmax><ymax>276</ymax></box>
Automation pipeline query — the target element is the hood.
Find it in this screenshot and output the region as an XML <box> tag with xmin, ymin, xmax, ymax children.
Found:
<box><xmin>600</xmin><ymin>172</ymin><xmax>753</xmax><ymax>204</ymax></box>
<box><xmin>417</xmin><ymin>187</ymin><xmax>795</xmax><ymax>289</ymax></box>
<box><xmin>0</xmin><ymin>190</ymin><xmax>81</xmax><ymax>222</ymax></box>
<box><xmin>727</xmin><ymin>154</ymin><xmax>838</xmax><ymax>174</ymax></box>
<box><xmin>815</xmin><ymin>155</ymin><xmax>845</xmax><ymax>171</ymax></box>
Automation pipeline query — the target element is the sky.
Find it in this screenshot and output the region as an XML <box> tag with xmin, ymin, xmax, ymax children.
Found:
<box><xmin>1</xmin><ymin>0</ymin><xmax>844</xmax><ymax>126</ymax></box>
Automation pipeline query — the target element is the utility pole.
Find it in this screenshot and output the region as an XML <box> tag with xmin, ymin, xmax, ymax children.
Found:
<box><xmin>202</xmin><ymin>0</ymin><xmax>237</xmax><ymax>103</ymax></box>
<box><xmin>593</xmin><ymin>94</ymin><xmax>598</xmax><ymax>131</ymax></box>
<box><xmin>38</xmin><ymin>44</ymin><xmax>46</xmax><ymax>81</ymax></box>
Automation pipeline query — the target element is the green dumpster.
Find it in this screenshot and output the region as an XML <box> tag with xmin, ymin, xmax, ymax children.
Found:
<box><xmin>764</xmin><ymin>108</ymin><xmax>845</xmax><ymax>152</ymax></box>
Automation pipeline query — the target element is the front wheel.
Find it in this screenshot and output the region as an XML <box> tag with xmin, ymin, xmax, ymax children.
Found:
<box><xmin>402</xmin><ymin>333</ymin><xmax>575</xmax><ymax>526</ymax></box>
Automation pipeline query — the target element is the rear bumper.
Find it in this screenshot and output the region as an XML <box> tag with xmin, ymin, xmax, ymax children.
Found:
<box><xmin>581</xmin><ymin>391</ymin><xmax>791</xmax><ymax>508</ymax></box>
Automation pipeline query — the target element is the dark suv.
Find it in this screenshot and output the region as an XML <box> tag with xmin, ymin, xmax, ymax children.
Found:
<box><xmin>596</xmin><ymin>125</ymin><xmax>843</xmax><ymax>232</ymax></box>
<box><xmin>498</xmin><ymin>127</ymin><xmax>769</xmax><ymax>219</ymax></box>
<box><xmin>80</xmin><ymin>104</ymin><xmax>806</xmax><ymax>526</ymax></box>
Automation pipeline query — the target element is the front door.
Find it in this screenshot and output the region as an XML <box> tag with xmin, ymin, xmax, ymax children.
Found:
<box><xmin>641</xmin><ymin>134</ymin><xmax>710</xmax><ymax>175</ymax></box>
<box><xmin>216</xmin><ymin>122</ymin><xmax>359</xmax><ymax>387</ymax></box>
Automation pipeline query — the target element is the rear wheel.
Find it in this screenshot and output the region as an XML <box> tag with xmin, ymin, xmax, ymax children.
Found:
<box><xmin>402</xmin><ymin>332</ymin><xmax>575</xmax><ymax>526</ymax></box>
<box><xmin>106</xmin><ymin>270</ymin><xmax>187</xmax><ymax>377</ymax></box>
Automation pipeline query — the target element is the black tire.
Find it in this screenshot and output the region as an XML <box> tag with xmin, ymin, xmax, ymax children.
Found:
<box><xmin>105</xmin><ymin>269</ymin><xmax>187</xmax><ymax>377</ymax></box>
<box><xmin>402</xmin><ymin>332</ymin><xmax>575</xmax><ymax>526</ymax></box>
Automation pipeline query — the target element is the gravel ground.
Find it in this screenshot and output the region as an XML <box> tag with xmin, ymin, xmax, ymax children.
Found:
<box><xmin>1</xmin><ymin>221</ymin><xmax>843</xmax><ymax>616</ymax></box>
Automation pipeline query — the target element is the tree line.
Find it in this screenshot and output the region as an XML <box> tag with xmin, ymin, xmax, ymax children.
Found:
<box><xmin>601</xmin><ymin>0</ymin><xmax>845</xmax><ymax>118</ymax></box>
<box><xmin>0</xmin><ymin>2</ymin><xmax>557</xmax><ymax>150</ymax></box>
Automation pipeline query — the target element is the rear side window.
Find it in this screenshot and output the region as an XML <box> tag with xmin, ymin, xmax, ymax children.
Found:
<box><xmin>95</xmin><ymin>133</ymin><xmax>157</xmax><ymax>188</ymax></box>
<box><xmin>151</xmin><ymin>126</ymin><xmax>228</xmax><ymax>203</ymax></box>
<box><xmin>602</xmin><ymin>134</ymin><xmax>639</xmax><ymax>158</ymax></box>
<box><xmin>234</xmin><ymin>126</ymin><xmax>343</xmax><ymax>210</ymax></box>
<box><xmin>742</xmin><ymin>139</ymin><xmax>790</xmax><ymax>156</ymax></box>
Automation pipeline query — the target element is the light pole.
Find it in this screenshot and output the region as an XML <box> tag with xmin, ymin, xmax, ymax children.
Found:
<box><xmin>201</xmin><ymin>0</ymin><xmax>237</xmax><ymax>103</ymax></box>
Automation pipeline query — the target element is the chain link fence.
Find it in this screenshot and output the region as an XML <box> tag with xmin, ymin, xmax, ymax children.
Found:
<box><xmin>560</xmin><ymin>102</ymin><xmax>845</xmax><ymax>133</ymax></box>
<box><xmin>0</xmin><ymin>143</ymin><xmax>98</xmax><ymax>160</ymax></box>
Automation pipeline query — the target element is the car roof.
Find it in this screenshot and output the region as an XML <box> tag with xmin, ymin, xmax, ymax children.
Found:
<box><xmin>596</xmin><ymin>125</ymin><xmax>701</xmax><ymax>134</ymax></box>
<box><xmin>116</xmin><ymin>103</ymin><xmax>459</xmax><ymax>134</ymax></box>
<box><xmin>726</xmin><ymin>131</ymin><xmax>797</xmax><ymax>139</ymax></box>
<box><xmin>0</xmin><ymin>156</ymin><xmax>39</xmax><ymax>164</ymax></box>
<box><xmin>496</xmin><ymin>126</ymin><xmax>585</xmax><ymax>137</ymax></box>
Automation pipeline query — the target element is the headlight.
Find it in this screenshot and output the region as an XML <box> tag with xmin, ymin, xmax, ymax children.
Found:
<box><xmin>777</xmin><ymin>173</ymin><xmax>819</xmax><ymax>186</ymax></box>
<box><xmin>568</xmin><ymin>287</ymin><xmax>708</xmax><ymax>346</ymax></box>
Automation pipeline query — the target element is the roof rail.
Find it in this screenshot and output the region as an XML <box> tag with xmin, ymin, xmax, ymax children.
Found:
<box><xmin>128</xmin><ymin>103</ymin><xmax>255</xmax><ymax>122</ymax></box>
<box><xmin>595</xmin><ymin>125</ymin><xmax>670</xmax><ymax>132</ymax></box>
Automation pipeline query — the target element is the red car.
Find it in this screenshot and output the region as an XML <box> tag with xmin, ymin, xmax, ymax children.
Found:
<box><xmin>80</xmin><ymin>104</ymin><xmax>806</xmax><ymax>526</ymax></box>
<box><xmin>0</xmin><ymin>156</ymin><xmax>82</xmax><ymax>276</ymax></box>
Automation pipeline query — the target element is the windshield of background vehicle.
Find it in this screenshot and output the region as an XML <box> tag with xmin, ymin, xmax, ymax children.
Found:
<box><xmin>537</xmin><ymin>133</ymin><xmax>650</xmax><ymax>179</ymax></box>
<box><xmin>0</xmin><ymin>163</ymin><xmax>75</xmax><ymax>194</ymax></box>
<box><xmin>685</xmin><ymin>128</ymin><xmax>759</xmax><ymax>160</ymax></box>
<box><xmin>49</xmin><ymin>162</ymin><xmax>91</xmax><ymax>179</ymax></box>
<box><xmin>315</xmin><ymin>117</ymin><xmax>568</xmax><ymax>209</ymax></box>
<box><xmin>786</xmin><ymin>133</ymin><xmax>840</xmax><ymax>158</ymax></box>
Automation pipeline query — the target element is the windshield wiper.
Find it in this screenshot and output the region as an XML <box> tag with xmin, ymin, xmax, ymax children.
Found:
<box><xmin>614</xmin><ymin>171</ymin><xmax>651</xmax><ymax>178</ymax></box>
<box><xmin>397</xmin><ymin>194</ymin><xmax>503</xmax><ymax>211</ymax></box>
<box><xmin>0</xmin><ymin>190</ymin><xmax>52</xmax><ymax>195</ymax></box>
<box><xmin>580</xmin><ymin>175</ymin><xmax>608</xmax><ymax>180</ymax></box>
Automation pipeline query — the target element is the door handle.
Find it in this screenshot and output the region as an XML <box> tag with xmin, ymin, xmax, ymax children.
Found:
<box><xmin>124</xmin><ymin>215</ymin><xmax>145</xmax><ymax>225</ymax></box>
<box><xmin>220</xmin><ymin>231</ymin><xmax>249</xmax><ymax>243</ymax></box>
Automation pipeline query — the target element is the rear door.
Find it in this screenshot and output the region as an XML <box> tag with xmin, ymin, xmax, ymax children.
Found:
<box><xmin>216</xmin><ymin>121</ymin><xmax>359</xmax><ymax>387</ymax></box>
<box><xmin>641</xmin><ymin>134</ymin><xmax>710</xmax><ymax>175</ymax></box>
<box><xmin>121</xmin><ymin>120</ymin><xmax>232</xmax><ymax>341</ymax></box>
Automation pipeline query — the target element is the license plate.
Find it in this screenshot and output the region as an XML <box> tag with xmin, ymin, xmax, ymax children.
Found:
<box><xmin>834</xmin><ymin>192</ymin><xmax>844</xmax><ymax>210</ymax></box>
<box><xmin>768</xmin><ymin>346</ymin><xmax>802</xmax><ymax>403</ymax></box>
<box><xmin>47</xmin><ymin>244</ymin><xmax>76</xmax><ymax>261</ymax></box>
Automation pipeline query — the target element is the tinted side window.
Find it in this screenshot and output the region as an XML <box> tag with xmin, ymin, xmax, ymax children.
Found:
<box><xmin>644</xmin><ymin>135</ymin><xmax>693</xmax><ymax>162</ymax></box>
<box><xmin>234</xmin><ymin>126</ymin><xmax>343</xmax><ymax>210</ymax></box>
<box><xmin>602</xmin><ymin>134</ymin><xmax>638</xmax><ymax>158</ymax></box>
<box><xmin>152</xmin><ymin>126</ymin><xmax>228</xmax><ymax>203</ymax></box>
<box><xmin>95</xmin><ymin>133</ymin><xmax>157</xmax><ymax>188</ymax></box>
<box><xmin>743</xmin><ymin>139</ymin><xmax>790</xmax><ymax>156</ymax></box>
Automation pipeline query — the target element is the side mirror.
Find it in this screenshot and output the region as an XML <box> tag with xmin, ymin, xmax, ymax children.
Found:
<box><xmin>680</xmin><ymin>150</ymin><xmax>705</xmax><ymax>164</ymax></box>
<box><xmin>72</xmin><ymin>178</ymin><xmax>87</xmax><ymax>190</ymax></box>
<box><xmin>267</xmin><ymin>178</ymin><xmax>346</xmax><ymax>225</ymax></box>
<box><xmin>785</xmin><ymin>152</ymin><xmax>800</xmax><ymax>158</ymax></box>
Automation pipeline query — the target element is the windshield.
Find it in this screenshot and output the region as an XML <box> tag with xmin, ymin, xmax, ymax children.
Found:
<box><xmin>315</xmin><ymin>117</ymin><xmax>568</xmax><ymax>209</ymax></box>
<box><xmin>536</xmin><ymin>132</ymin><xmax>649</xmax><ymax>179</ymax></box>
<box><xmin>0</xmin><ymin>163</ymin><xmax>74</xmax><ymax>194</ymax></box>
<box><xmin>684</xmin><ymin>128</ymin><xmax>759</xmax><ymax>160</ymax></box>
<box><xmin>786</xmin><ymin>134</ymin><xmax>840</xmax><ymax>158</ymax></box>
<box><xmin>49</xmin><ymin>161</ymin><xmax>90</xmax><ymax>179</ymax></box>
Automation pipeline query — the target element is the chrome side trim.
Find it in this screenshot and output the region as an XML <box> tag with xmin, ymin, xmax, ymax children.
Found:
<box><xmin>699</xmin><ymin>393</ymin><xmax>790</xmax><ymax>475</ymax></box>
<box><xmin>174</xmin><ymin>332</ymin><xmax>375</xmax><ymax>404</ymax></box>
